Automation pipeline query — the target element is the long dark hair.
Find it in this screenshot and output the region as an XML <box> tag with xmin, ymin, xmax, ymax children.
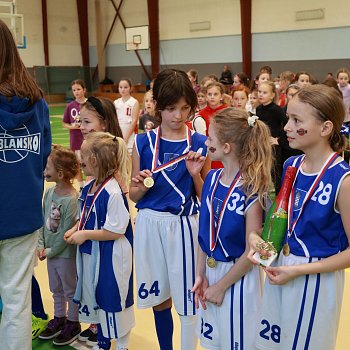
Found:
<box><xmin>0</xmin><ymin>19</ymin><xmax>43</xmax><ymax>103</ymax></box>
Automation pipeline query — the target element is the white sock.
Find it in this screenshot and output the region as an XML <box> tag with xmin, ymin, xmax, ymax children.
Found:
<box><xmin>179</xmin><ymin>315</ymin><xmax>198</xmax><ymax>350</ymax></box>
<box><xmin>116</xmin><ymin>330</ymin><xmax>131</xmax><ymax>350</ymax></box>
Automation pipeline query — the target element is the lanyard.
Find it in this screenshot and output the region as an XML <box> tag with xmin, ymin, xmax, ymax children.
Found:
<box><xmin>78</xmin><ymin>175</ymin><xmax>113</xmax><ymax>230</ymax></box>
<box><xmin>287</xmin><ymin>152</ymin><xmax>339</xmax><ymax>239</ymax></box>
<box><xmin>209</xmin><ymin>169</ymin><xmax>241</xmax><ymax>252</ymax></box>
<box><xmin>151</xmin><ymin>126</ymin><xmax>192</xmax><ymax>174</ymax></box>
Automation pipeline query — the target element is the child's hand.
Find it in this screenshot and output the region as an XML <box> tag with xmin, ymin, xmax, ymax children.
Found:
<box><xmin>247</xmin><ymin>230</ymin><xmax>270</xmax><ymax>264</ymax></box>
<box><xmin>131</xmin><ymin>169</ymin><xmax>153</xmax><ymax>191</ymax></box>
<box><xmin>185</xmin><ymin>150</ymin><xmax>206</xmax><ymax>176</ymax></box>
<box><xmin>64</xmin><ymin>226</ymin><xmax>77</xmax><ymax>241</ymax></box>
<box><xmin>38</xmin><ymin>249</ymin><xmax>46</xmax><ymax>261</ymax></box>
<box><xmin>203</xmin><ymin>283</ymin><xmax>225</xmax><ymax>307</ymax></box>
<box><xmin>265</xmin><ymin>265</ymin><xmax>297</xmax><ymax>285</ymax></box>
<box><xmin>65</xmin><ymin>230</ymin><xmax>87</xmax><ymax>245</ymax></box>
<box><xmin>192</xmin><ymin>275</ymin><xmax>209</xmax><ymax>310</ymax></box>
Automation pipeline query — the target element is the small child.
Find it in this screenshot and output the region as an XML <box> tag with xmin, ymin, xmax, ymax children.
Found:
<box><xmin>197</xmin><ymin>81</ymin><xmax>227</xmax><ymax>135</ymax></box>
<box><xmin>193</xmin><ymin>107</ymin><xmax>272</xmax><ymax>349</ymax></box>
<box><xmin>295</xmin><ymin>71</ymin><xmax>311</xmax><ymax>88</ymax></box>
<box><xmin>337</xmin><ymin>68</ymin><xmax>350</xmax><ymax>164</ymax></box>
<box><xmin>256</xmin><ymin>81</ymin><xmax>288</xmax><ymax>194</ymax></box>
<box><xmin>336</xmin><ymin>68</ymin><xmax>350</xmax><ymax>123</ymax></box>
<box><xmin>278</xmin><ymin>71</ymin><xmax>295</xmax><ymax>107</ymax></box>
<box><xmin>246</xmin><ymin>88</ymin><xmax>260</xmax><ymax>115</ymax></box>
<box><xmin>38</xmin><ymin>145</ymin><xmax>81</xmax><ymax>345</ymax></box>
<box><xmin>130</xmin><ymin>68</ymin><xmax>210</xmax><ymax>350</ymax></box>
<box><xmin>187</xmin><ymin>69</ymin><xmax>200</xmax><ymax>93</ymax></box>
<box><xmin>231</xmin><ymin>85</ymin><xmax>250</xmax><ymax>109</ymax></box>
<box><xmin>62</xmin><ymin>79</ymin><xmax>87</xmax><ymax>189</ymax></box>
<box><xmin>250</xmin><ymin>83</ymin><xmax>350</xmax><ymax>350</ymax></box>
<box><xmin>191</xmin><ymin>86</ymin><xmax>208</xmax><ymax>135</ymax></box>
<box><xmin>114</xmin><ymin>78</ymin><xmax>140</xmax><ymax>154</ymax></box>
<box><xmin>79</xmin><ymin>95</ymin><xmax>127</xmax><ymax>346</ymax></box>
<box><xmin>139</xmin><ymin>90</ymin><xmax>157</xmax><ymax>132</ymax></box>
<box><xmin>65</xmin><ymin>132</ymin><xmax>134</xmax><ymax>350</ymax></box>
<box><xmin>197</xmin><ymin>86</ymin><xmax>207</xmax><ymax>112</ymax></box>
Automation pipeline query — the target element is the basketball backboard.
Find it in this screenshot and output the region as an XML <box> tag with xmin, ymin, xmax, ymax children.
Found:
<box><xmin>125</xmin><ymin>25</ymin><xmax>149</xmax><ymax>51</ymax></box>
<box><xmin>0</xmin><ymin>1</ymin><xmax>26</xmax><ymax>48</ymax></box>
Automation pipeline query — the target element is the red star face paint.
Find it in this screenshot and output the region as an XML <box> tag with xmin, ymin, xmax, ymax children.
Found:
<box><xmin>296</xmin><ymin>128</ymin><xmax>307</xmax><ymax>136</ymax></box>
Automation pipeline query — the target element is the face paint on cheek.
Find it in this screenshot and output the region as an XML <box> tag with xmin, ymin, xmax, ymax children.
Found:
<box><xmin>209</xmin><ymin>147</ymin><xmax>216</xmax><ymax>153</ymax></box>
<box><xmin>296</xmin><ymin>128</ymin><xmax>307</xmax><ymax>136</ymax></box>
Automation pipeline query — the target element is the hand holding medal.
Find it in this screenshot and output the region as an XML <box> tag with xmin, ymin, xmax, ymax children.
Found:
<box><xmin>252</xmin><ymin>166</ymin><xmax>297</xmax><ymax>267</ymax></box>
<box><xmin>131</xmin><ymin>169</ymin><xmax>154</xmax><ymax>191</ymax></box>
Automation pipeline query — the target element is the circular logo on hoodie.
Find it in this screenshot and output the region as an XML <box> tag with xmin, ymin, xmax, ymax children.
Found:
<box><xmin>0</xmin><ymin>124</ymin><xmax>40</xmax><ymax>163</ymax></box>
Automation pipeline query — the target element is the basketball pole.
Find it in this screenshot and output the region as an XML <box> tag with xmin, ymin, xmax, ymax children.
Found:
<box><xmin>94</xmin><ymin>0</ymin><xmax>105</xmax><ymax>83</ymax></box>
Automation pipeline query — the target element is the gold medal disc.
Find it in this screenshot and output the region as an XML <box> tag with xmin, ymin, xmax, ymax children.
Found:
<box><xmin>143</xmin><ymin>176</ymin><xmax>154</xmax><ymax>188</ymax></box>
<box><xmin>283</xmin><ymin>243</ymin><xmax>290</xmax><ymax>256</ymax></box>
<box><xmin>207</xmin><ymin>256</ymin><xmax>217</xmax><ymax>268</ymax></box>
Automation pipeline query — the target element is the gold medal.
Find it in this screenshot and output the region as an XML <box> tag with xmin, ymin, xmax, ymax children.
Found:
<box><xmin>143</xmin><ymin>176</ymin><xmax>154</xmax><ymax>188</ymax></box>
<box><xmin>283</xmin><ymin>243</ymin><xmax>290</xmax><ymax>256</ymax></box>
<box><xmin>207</xmin><ymin>256</ymin><xmax>217</xmax><ymax>268</ymax></box>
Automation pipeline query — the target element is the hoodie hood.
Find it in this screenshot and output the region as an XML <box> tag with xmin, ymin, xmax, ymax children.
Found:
<box><xmin>0</xmin><ymin>96</ymin><xmax>52</xmax><ymax>240</ymax></box>
<box><xmin>0</xmin><ymin>95</ymin><xmax>35</xmax><ymax>130</ymax></box>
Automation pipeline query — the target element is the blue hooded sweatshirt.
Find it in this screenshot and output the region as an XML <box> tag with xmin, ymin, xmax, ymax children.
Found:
<box><xmin>0</xmin><ymin>95</ymin><xmax>51</xmax><ymax>240</ymax></box>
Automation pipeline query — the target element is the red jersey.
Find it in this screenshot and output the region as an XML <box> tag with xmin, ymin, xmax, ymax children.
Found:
<box><xmin>197</xmin><ymin>104</ymin><xmax>227</xmax><ymax>169</ymax></box>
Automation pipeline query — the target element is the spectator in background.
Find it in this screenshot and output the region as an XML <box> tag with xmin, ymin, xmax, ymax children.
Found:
<box><xmin>187</xmin><ymin>69</ymin><xmax>200</xmax><ymax>93</ymax></box>
<box><xmin>219</xmin><ymin>65</ymin><xmax>233</xmax><ymax>93</ymax></box>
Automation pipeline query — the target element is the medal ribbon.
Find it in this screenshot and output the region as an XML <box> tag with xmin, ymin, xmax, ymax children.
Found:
<box><xmin>209</xmin><ymin>169</ymin><xmax>241</xmax><ymax>252</ymax></box>
<box><xmin>151</xmin><ymin>126</ymin><xmax>192</xmax><ymax>174</ymax></box>
<box><xmin>287</xmin><ymin>152</ymin><xmax>339</xmax><ymax>239</ymax></box>
<box><xmin>78</xmin><ymin>175</ymin><xmax>113</xmax><ymax>230</ymax></box>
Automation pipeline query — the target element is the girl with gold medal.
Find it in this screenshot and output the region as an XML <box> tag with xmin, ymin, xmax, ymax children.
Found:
<box><xmin>130</xmin><ymin>69</ymin><xmax>210</xmax><ymax>350</ymax></box>
<box><xmin>249</xmin><ymin>85</ymin><xmax>350</xmax><ymax>350</ymax></box>
<box><xmin>192</xmin><ymin>108</ymin><xmax>272</xmax><ymax>350</ymax></box>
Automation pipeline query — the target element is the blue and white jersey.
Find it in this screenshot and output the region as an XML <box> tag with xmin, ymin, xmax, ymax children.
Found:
<box><xmin>340</xmin><ymin>122</ymin><xmax>350</xmax><ymax>137</ymax></box>
<box><xmin>198</xmin><ymin>169</ymin><xmax>258</xmax><ymax>261</ymax></box>
<box><xmin>75</xmin><ymin>178</ymin><xmax>133</xmax><ymax>312</ymax></box>
<box><xmin>135</xmin><ymin>128</ymin><xmax>207</xmax><ymax>215</ymax></box>
<box><xmin>284</xmin><ymin>156</ymin><xmax>350</xmax><ymax>258</ymax></box>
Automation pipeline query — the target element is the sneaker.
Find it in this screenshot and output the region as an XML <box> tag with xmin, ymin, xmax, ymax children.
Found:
<box><xmin>86</xmin><ymin>331</ymin><xmax>98</xmax><ymax>346</ymax></box>
<box><xmin>38</xmin><ymin>316</ymin><xmax>66</xmax><ymax>340</ymax></box>
<box><xmin>32</xmin><ymin>314</ymin><xmax>49</xmax><ymax>339</ymax></box>
<box><xmin>92</xmin><ymin>345</ymin><xmax>113</xmax><ymax>350</ymax></box>
<box><xmin>53</xmin><ymin>320</ymin><xmax>81</xmax><ymax>346</ymax></box>
<box><xmin>79</xmin><ymin>324</ymin><xmax>97</xmax><ymax>342</ymax></box>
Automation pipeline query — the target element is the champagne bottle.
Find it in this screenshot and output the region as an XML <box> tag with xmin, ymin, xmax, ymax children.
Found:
<box><xmin>253</xmin><ymin>166</ymin><xmax>297</xmax><ymax>266</ymax></box>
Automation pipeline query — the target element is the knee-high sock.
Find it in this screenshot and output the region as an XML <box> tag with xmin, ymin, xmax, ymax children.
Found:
<box><xmin>153</xmin><ymin>307</ymin><xmax>174</xmax><ymax>350</ymax></box>
<box><xmin>32</xmin><ymin>276</ymin><xmax>47</xmax><ymax>319</ymax></box>
<box><xmin>180</xmin><ymin>315</ymin><xmax>197</xmax><ymax>350</ymax></box>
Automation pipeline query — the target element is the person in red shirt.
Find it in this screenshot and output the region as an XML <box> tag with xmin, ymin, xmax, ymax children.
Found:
<box><xmin>197</xmin><ymin>81</ymin><xmax>228</xmax><ymax>168</ymax></box>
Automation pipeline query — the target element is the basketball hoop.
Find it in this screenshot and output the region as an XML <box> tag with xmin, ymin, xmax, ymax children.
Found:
<box><xmin>126</xmin><ymin>42</ymin><xmax>139</xmax><ymax>51</ymax></box>
<box><xmin>125</xmin><ymin>26</ymin><xmax>149</xmax><ymax>51</ymax></box>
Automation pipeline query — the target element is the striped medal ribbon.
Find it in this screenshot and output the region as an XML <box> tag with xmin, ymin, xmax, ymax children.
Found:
<box><xmin>78</xmin><ymin>175</ymin><xmax>113</xmax><ymax>230</ymax></box>
<box><xmin>208</xmin><ymin>169</ymin><xmax>241</xmax><ymax>268</ymax></box>
<box><xmin>151</xmin><ymin>125</ymin><xmax>192</xmax><ymax>174</ymax></box>
<box><xmin>284</xmin><ymin>152</ymin><xmax>339</xmax><ymax>256</ymax></box>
